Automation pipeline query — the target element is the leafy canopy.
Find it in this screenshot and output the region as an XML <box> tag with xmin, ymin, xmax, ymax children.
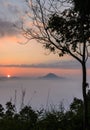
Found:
<box><xmin>47</xmin><ymin>8</ymin><xmax>90</xmax><ymax>62</ymax></box>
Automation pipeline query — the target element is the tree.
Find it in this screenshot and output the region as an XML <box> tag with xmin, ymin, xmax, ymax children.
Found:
<box><xmin>22</xmin><ymin>0</ymin><xmax>90</xmax><ymax>129</ymax></box>
<box><xmin>5</xmin><ymin>101</ymin><xmax>15</xmax><ymax>119</ymax></box>
<box><xmin>19</xmin><ymin>106</ymin><xmax>38</xmax><ymax>129</ymax></box>
<box><xmin>64</xmin><ymin>98</ymin><xmax>83</xmax><ymax>130</ymax></box>
<box><xmin>68</xmin><ymin>1</ymin><xmax>90</xmax><ymax>129</ymax></box>
<box><xmin>0</xmin><ymin>104</ymin><xmax>4</xmax><ymax>119</ymax></box>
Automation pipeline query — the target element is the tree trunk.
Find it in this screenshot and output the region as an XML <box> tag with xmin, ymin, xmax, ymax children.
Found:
<box><xmin>82</xmin><ymin>62</ymin><xmax>88</xmax><ymax>130</ymax></box>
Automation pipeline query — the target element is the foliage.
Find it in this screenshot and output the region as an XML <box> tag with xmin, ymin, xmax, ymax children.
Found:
<box><xmin>72</xmin><ymin>0</ymin><xmax>90</xmax><ymax>15</ymax></box>
<box><xmin>47</xmin><ymin>9</ymin><xmax>90</xmax><ymax>61</ymax></box>
<box><xmin>0</xmin><ymin>96</ymin><xmax>89</xmax><ymax>130</ymax></box>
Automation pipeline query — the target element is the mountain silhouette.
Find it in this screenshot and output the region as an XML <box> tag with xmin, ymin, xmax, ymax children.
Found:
<box><xmin>39</xmin><ymin>73</ymin><xmax>64</xmax><ymax>80</ymax></box>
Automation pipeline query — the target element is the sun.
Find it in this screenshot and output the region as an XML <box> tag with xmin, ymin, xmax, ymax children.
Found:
<box><xmin>7</xmin><ymin>74</ymin><xmax>11</xmax><ymax>78</ymax></box>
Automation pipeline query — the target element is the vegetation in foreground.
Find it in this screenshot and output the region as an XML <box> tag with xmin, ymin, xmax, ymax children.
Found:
<box><xmin>0</xmin><ymin>91</ymin><xmax>90</xmax><ymax>130</ymax></box>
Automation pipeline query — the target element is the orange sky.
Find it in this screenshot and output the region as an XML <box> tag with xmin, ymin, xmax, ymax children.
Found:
<box><xmin>0</xmin><ymin>36</ymin><xmax>60</xmax><ymax>64</ymax></box>
<box><xmin>0</xmin><ymin>0</ymin><xmax>89</xmax><ymax>78</ymax></box>
<box><xmin>0</xmin><ymin>34</ymin><xmax>75</xmax><ymax>77</ymax></box>
<box><xmin>0</xmin><ymin>67</ymin><xmax>82</xmax><ymax>77</ymax></box>
<box><xmin>0</xmin><ymin>35</ymin><xmax>90</xmax><ymax>77</ymax></box>
<box><xmin>0</xmin><ymin>0</ymin><xmax>77</xmax><ymax>77</ymax></box>
<box><xmin>1</xmin><ymin>66</ymin><xmax>90</xmax><ymax>79</ymax></box>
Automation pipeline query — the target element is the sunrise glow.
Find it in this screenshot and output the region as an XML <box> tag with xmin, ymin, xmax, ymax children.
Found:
<box><xmin>7</xmin><ymin>75</ymin><xmax>11</xmax><ymax>78</ymax></box>
<box><xmin>0</xmin><ymin>0</ymin><xmax>89</xmax><ymax>78</ymax></box>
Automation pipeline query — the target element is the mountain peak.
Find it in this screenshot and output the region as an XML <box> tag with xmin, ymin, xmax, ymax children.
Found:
<box><xmin>39</xmin><ymin>73</ymin><xmax>64</xmax><ymax>80</ymax></box>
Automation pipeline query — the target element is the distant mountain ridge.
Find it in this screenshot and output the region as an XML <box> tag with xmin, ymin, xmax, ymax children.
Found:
<box><xmin>0</xmin><ymin>73</ymin><xmax>65</xmax><ymax>80</ymax></box>
<box><xmin>39</xmin><ymin>73</ymin><xmax>64</xmax><ymax>80</ymax></box>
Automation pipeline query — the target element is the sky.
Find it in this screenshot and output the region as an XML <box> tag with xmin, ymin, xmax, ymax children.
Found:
<box><xmin>0</xmin><ymin>0</ymin><xmax>90</xmax><ymax>77</ymax></box>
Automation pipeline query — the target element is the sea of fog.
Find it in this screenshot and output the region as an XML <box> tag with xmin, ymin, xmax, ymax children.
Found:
<box><xmin>0</xmin><ymin>76</ymin><xmax>86</xmax><ymax>110</ymax></box>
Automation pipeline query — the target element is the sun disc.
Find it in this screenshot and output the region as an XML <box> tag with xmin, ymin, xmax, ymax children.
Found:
<box><xmin>7</xmin><ymin>74</ymin><xmax>11</xmax><ymax>78</ymax></box>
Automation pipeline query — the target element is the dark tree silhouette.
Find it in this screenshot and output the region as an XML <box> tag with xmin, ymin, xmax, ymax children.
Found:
<box><xmin>69</xmin><ymin>0</ymin><xmax>90</xmax><ymax>129</ymax></box>
<box><xmin>22</xmin><ymin>0</ymin><xmax>90</xmax><ymax>129</ymax></box>
<box><xmin>5</xmin><ymin>102</ymin><xmax>15</xmax><ymax>119</ymax></box>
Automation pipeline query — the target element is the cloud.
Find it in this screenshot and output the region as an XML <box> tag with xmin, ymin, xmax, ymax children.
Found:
<box><xmin>0</xmin><ymin>0</ymin><xmax>25</xmax><ymax>37</ymax></box>
<box><xmin>0</xmin><ymin>19</ymin><xmax>20</xmax><ymax>37</ymax></box>
<box><xmin>0</xmin><ymin>0</ymin><xmax>24</xmax><ymax>16</ymax></box>
<box><xmin>6</xmin><ymin>3</ymin><xmax>20</xmax><ymax>15</ymax></box>
<box><xmin>0</xmin><ymin>59</ymin><xmax>89</xmax><ymax>69</ymax></box>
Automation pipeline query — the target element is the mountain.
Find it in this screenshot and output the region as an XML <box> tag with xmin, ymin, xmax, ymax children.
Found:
<box><xmin>39</xmin><ymin>73</ymin><xmax>64</xmax><ymax>80</ymax></box>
